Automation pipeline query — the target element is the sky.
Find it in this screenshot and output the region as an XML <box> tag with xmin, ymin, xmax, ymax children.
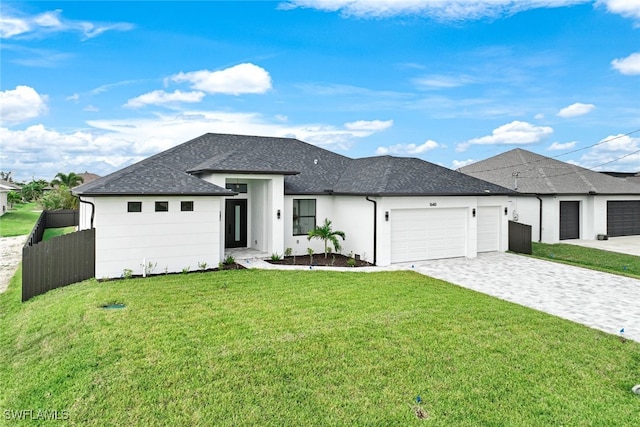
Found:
<box><xmin>1</xmin><ymin>0</ymin><xmax>639</xmax><ymax>183</ymax></box>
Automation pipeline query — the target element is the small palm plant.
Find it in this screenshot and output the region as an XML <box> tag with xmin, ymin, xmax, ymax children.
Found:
<box><xmin>307</xmin><ymin>218</ymin><xmax>346</xmax><ymax>258</ymax></box>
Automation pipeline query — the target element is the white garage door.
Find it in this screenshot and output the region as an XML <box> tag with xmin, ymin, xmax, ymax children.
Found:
<box><xmin>477</xmin><ymin>206</ymin><xmax>500</xmax><ymax>252</ymax></box>
<box><xmin>390</xmin><ymin>208</ymin><xmax>467</xmax><ymax>263</ymax></box>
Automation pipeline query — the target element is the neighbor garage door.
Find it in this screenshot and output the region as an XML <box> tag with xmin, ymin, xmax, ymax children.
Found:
<box><xmin>559</xmin><ymin>201</ymin><xmax>580</xmax><ymax>240</ymax></box>
<box><xmin>390</xmin><ymin>208</ymin><xmax>466</xmax><ymax>263</ymax></box>
<box><xmin>477</xmin><ymin>206</ymin><xmax>500</xmax><ymax>252</ymax></box>
<box><xmin>607</xmin><ymin>201</ymin><xmax>640</xmax><ymax>237</ymax></box>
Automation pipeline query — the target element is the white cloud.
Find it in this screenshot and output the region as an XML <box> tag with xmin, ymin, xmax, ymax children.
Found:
<box><xmin>0</xmin><ymin>8</ymin><xmax>133</xmax><ymax>40</ymax></box>
<box><xmin>534</xmin><ymin>113</ymin><xmax>545</xmax><ymax>120</ymax></box>
<box><xmin>376</xmin><ymin>139</ymin><xmax>439</xmax><ymax>155</ymax></box>
<box><xmin>413</xmin><ymin>74</ymin><xmax>477</xmax><ymax>89</ymax></box>
<box><xmin>170</xmin><ymin>63</ymin><xmax>272</xmax><ymax>95</ymax></box>
<box><xmin>597</xmin><ymin>0</ymin><xmax>640</xmax><ymax>21</ymax></box>
<box><xmin>66</xmin><ymin>93</ymin><xmax>80</xmax><ymax>102</ymax></box>
<box><xmin>124</xmin><ymin>90</ymin><xmax>205</xmax><ymax>109</ymax></box>
<box><xmin>611</xmin><ymin>52</ymin><xmax>640</xmax><ymax>75</ymax></box>
<box><xmin>3</xmin><ymin>110</ymin><xmax>392</xmax><ymax>181</ymax></box>
<box><xmin>344</xmin><ymin>119</ymin><xmax>393</xmax><ymax>132</ymax></box>
<box><xmin>0</xmin><ymin>85</ymin><xmax>48</xmax><ymax>124</ymax></box>
<box><xmin>275</xmin><ymin>114</ymin><xmax>288</xmax><ymax>122</ymax></box>
<box><xmin>84</xmin><ymin>105</ymin><xmax>99</xmax><ymax>112</ymax></box>
<box><xmin>578</xmin><ymin>133</ymin><xmax>640</xmax><ymax>170</ymax></box>
<box><xmin>548</xmin><ymin>141</ymin><xmax>577</xmax><ymax>150</ymax></box>
<box><xmin>452</xmin><ymin>158</ymin><xmax>476</xmax><ymax>169</ymax></box>
<box><xmin>556</xmin><ymin>102</ymin><xmax>595</xmax><ymax>118</ymax></box>
<box><xmin>457</xmin><ymin>120</ymin><xmax>553</xmax><ymax>151</ymax></box>
<box><xmin>279</xmin><ymin>0</ymin><xmax>590</xmax><ymax>20</ymax></box>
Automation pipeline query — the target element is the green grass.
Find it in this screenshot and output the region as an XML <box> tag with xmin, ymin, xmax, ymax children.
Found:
<box><xmin>1</xmin><ymin>269</ymin><xmax>639</xmax><ymax>425</ymax></box>
<box><xmin>532</xmin><ymin>242</ymin><xmax>640</xmax><ymax>279</ymax></box>
<box><xmin>0</xmin><ymin>203</ymin><xmax>41</xmax><ymax>237</ymax></box>
<box><xmin>43</xmin><ymin>226</ymin><xmax>76</xmax><ymax>241</ymax></box>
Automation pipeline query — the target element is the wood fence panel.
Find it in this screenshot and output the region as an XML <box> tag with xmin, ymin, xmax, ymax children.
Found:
<box><xmin>508</xmin><ymin>221</ymin><xmax>532</xmax><ymax>255</ymax></box>
<box><xmin>22</xmin><ymin>228</ymin><xmax>95</xmax><ymax>302</ymax></box>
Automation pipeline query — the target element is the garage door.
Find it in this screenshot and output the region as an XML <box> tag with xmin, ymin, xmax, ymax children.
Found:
<box><xmin>390</xmin><ymin>208</ymin><xmax>466</xmax><ymax>263</ymax></box>
<box><xmin>607</xmin><ymin>201</ymin><xmax>640</xmax><ymax>237</ymax></box>
<box><xmin>477</xmin><ymin>206</ymin><xmax>500</xmax><ymax>252</ymax></box>
<box><xmin>559</xmin><ymin>201</ymin><xmax>580</xmax><ymax>240</ymax></box>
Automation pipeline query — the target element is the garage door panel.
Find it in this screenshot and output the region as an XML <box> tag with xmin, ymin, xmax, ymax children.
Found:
<box><xmin>477</xmin><ymin>206</ymin><xmax>500</xmax><ymax>252</ymax></box>
<box><xmin>608</xmin><ymin>201</ymin><xmax>640</xmax><ymax>237</ymax></box>
<box><xmin>391</xmin><ymin>208</ymin><xmax>466</xmax><ymax>263</ymax></box>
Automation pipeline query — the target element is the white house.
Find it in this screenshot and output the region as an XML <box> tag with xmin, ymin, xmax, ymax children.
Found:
<box><xmin>0</xmin><ymin>180</ymin><xmax>20</xmax><ymax>216</ymax></box>
<box><xmin>459</xmin><ymin>148</ymin><xmax>640</xmax><ymax>243</ymax></box>
<box><xmin>74</xmin><ymin>133</ymin><xmax>514</xmax><ymax>278</ymax></box>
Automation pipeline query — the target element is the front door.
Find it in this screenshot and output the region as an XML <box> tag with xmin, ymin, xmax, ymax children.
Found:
<box><xmin>225</xmin><ymin>199</ymin><xmax>247</xmax><ymax>248</ymax></box>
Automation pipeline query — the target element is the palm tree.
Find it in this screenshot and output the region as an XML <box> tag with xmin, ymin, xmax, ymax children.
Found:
<box><xmin>307</xmin><ymin>218</ymin><xmax>346</xmax><ymax>258</ymax></box>
<box><xmin>50</xmin><ymin>172</ymin><xmax>84</xmax><ymax>189</ymax></box>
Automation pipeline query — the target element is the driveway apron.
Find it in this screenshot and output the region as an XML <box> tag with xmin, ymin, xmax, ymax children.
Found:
<box><xmin>400</xmin><ymin>252</ymin><xmax>640</xmax><ymax>343</ymax></box>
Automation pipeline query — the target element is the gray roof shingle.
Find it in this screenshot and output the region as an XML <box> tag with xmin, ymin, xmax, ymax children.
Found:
<box><xmin>75</xmin><ymin>133</ymin><xmax>515</xmax><ymax>196</ymax></box>
<box><xmin>459</xmin><ymin>148</ymin><xmax>640</xmax><ymax>195</ymax></box>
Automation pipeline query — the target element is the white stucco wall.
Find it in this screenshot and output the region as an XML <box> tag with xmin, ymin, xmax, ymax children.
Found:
<box><xmin>0</xmin><ymin>191</ymin><xmax>8</xmax><ymax>216</ymax></box>
<box><xmin>508</xmin><ymin>194</ymin><xmax>640</xmax><ymax>243</ymax></box>
<box><xmin>282</xmin><ymin>194</ymin><xmax>508</xmax><ymax>266</ymax></box>
<box><xmin>80</xmin><ymin>196</ymin><xmax>221</xmax><ymax>279</ymax></box>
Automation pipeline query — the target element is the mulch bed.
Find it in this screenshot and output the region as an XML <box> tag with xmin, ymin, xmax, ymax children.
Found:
<box><xmin>267</xmin><ymin>254</ymin><xmax>373</xmax><ymax>268</ymax></box>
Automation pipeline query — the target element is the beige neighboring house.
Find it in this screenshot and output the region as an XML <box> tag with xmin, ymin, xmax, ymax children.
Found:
<box><xmin>0</xmin><ymin>180</ymin><xmax>21</xmax><ymax>216</ymax></box>
<box><xmin>459</xmin><ymin>148</ymin><xmax>640</xmax><ymax>243</ymax></box>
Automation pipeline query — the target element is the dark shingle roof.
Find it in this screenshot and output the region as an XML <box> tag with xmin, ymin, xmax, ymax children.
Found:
<box><xmin>333</xmin><ymin>156</ymin><xmax>513</xmax><ymax>195</ymax></box>
<box><xmin>459</xmin><ymin>148</ymin><xmax>640</xmax><ymax>195</ymax></box>
<box><xmin>75</xmin><ymin>133</ymin><xmax>515</xmax><ymax>196</ymax></box>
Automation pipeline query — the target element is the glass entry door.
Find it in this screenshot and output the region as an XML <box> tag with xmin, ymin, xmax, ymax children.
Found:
<box><xmin>225</xmin><ymin>199</ymin><xmax>247</xmax><ymax>248</ymax></box>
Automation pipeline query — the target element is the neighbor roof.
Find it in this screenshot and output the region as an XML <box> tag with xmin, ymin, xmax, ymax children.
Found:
<box><xmin>0</xmin><ymin>180</ymin><xmax>20</xmax><ymax>191</ymax></box>
<box><xmin>76</xmin><ymin>133</ymin><xmax>515</xmax><ymax>196</ymax></box>
<box><xmin>459</xmin><ymin>148</ymin><xmax>640</xmax><ymax>195</ymax></box>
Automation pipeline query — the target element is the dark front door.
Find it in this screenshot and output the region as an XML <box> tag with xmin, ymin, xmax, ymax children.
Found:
<box><xmin>559</xmin><ymin>201</ymin><xmax>580</xmax><ymax>240</ymax></box>
<box><xmin>225</xmin><ymin>199</ymin><xmax>247</xmax><ymax>248</ymax></box>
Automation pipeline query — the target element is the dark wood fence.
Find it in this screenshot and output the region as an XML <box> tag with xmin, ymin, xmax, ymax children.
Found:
<box><xmin>508</xmin><ymin>221</ymin><xmax>532</xmax><ymax>255</ymax></box>
<box><xmin>22</xmin><ymin>210</ymin><xmax>95</xmax><ymax>302</ymax></box>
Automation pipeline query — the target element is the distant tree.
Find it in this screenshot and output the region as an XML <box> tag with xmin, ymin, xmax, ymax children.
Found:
<box><xmin>50</xmin><ymin>172</ymin><xmax>84</xmax><ymax>188</ymax></box>
<box><xmin>21</xmin><ymin>180</ymin><xmax>49</xmax><ymax>202</ymax></box>
<box><xmin>7</xmin><ymin>191</ymin><xmax>21</xmax><ymax>208</ymax></box>
<box><xmin>0</xmin><ymin>171</ymin><xmax>13</xmax><ymax>182</ymax></box>
<box><xmin>39</xmin><ymin>186</ymin><xmax>78</xmax><ymax>210</ymax></box>
<box><xmin>307</xmin><ymin>218</ymin><xmax>346</xmax><ymax>258</ymax></box>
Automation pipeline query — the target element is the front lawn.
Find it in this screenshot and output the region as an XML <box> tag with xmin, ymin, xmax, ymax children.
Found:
<box><xmin>0</xmin><ymin>202</ymin><xmax>40</xmax><ymax>237</ymax></box>
<box><xmin>532</xmin><ymin>242</ymin><xmax>640</xmax><ymax>279</ymax></box>
<box><xmin>1</xmin><ymin>268</ymin><xmax>639</xmax><ymax>425</ymax></box>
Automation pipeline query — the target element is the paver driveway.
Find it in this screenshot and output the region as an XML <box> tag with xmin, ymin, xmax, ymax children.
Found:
<box><xmin>397</xmin><ymin>252</ymin><xmax>640</xmax><ymax>343</ymax></box>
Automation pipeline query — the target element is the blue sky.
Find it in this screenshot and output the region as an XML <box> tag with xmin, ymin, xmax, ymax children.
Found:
<box><xmin>1</xmin><ymin>1</ymin><xmax>639</xmax><ymax>183</ymax></box>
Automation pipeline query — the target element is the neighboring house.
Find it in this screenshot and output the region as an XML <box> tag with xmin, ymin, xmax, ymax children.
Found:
<box><xmin>0</xmin><ymin>180</ymin><xmax>21</xmax><ymax>216</ymax></box>
<box><xmin>74</xmin><ymin>133</ymin><xmax>514</xmax><ymax>278</ymax></box>
<box><xmin>601</xmin><ymin>171</ymin><xmax>640</xmax><ymax>185</ymax></box>
<box><xmin>78</xmin><ymin>172</ymin><xmax>101</xmax><ymax>186</ymax></box>
<box><xmin>459</xmin><ymin>148</ymin><xmax>640</xmax><ymax>243</ymax></box>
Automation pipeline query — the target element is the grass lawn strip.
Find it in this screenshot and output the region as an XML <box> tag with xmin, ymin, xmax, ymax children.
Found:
<box><xmin>531</xmin><ymin>242</ymin><xmax>640</xmax><ymax>280</ymax></box>
<box><xmin>1</xmin><ymin>268</ymin><xmax>639</xmax><ymax>425</ymax></box>
<box><xmin>0</xmin><ymin>203</ymin><xmax>40</xmax><ymax>237</ymax></box>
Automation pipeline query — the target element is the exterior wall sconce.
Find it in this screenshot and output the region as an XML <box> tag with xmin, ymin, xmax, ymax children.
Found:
<box><xmin>277</xmin><ymin>209</ymin><xmax>281</xmax><ymax>219</ymax></box>
<box><xmin>472</xmin><ymin>208</ymin><xmax>476</xmax><ymax>217</ymax></box>
<box><xmin>385</xmin><ymin>211</ymin><xmax>389</xmax><ymax>221</ymax></box>
<box><xmin>504</xmin><ymin>207</ymin><xmax>508</xmax><ymax>216</ymax></box>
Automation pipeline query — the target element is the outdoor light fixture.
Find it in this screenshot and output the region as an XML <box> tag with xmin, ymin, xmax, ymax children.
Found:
<box><xmin>277</xmin><ymin>209</ymin><xmax>281</xmax><ymax>219</ymax></box>
<box><xmin>472</xmin><ymin>208</ymin><xmax>476</xmax><ymax>217</ymax></box>
<box><xmin>504</xmin><ymin>207</ymin><xmax>508</xmax><ymax>216</ymax></box>
<box><xmin>385</xmin><ymin>211</ymin><xmax>389</xmax><ymax>221</ymax></box>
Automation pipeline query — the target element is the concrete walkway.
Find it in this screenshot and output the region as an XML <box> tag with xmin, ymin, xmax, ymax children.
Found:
<box><xmin>238</xmin><ymin>252</ymin><xmax>640</xmax><ymax>343</ymax></box>
<box><xmin>563</xmin><ymin>235</ymin><xmax>640</xmax><ymax>257</ymax></box>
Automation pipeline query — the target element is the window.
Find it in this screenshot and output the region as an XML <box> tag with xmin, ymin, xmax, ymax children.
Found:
<box><xmin>155</xmin><ymin>201</ymin><xmax>169</xmax><ymax>212</ymax></box>
<box><xmin>226</xmin><ymin>183</ymin><xmax>248</xmax><ymax>193</ymax></box>
<box><xmin>128</xmin><ymin>202</ymin><xmax>142</xmax><ymax>213</ymax></box>
<box><xmin>181</xmin><ymin>201</ymin><xmax>194</xmax><ymax>212</ymax></box>
<box><xmin>293</xmin><ymin>199</ymin><xmax>316</xmax><ymax>235</ymax></box>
